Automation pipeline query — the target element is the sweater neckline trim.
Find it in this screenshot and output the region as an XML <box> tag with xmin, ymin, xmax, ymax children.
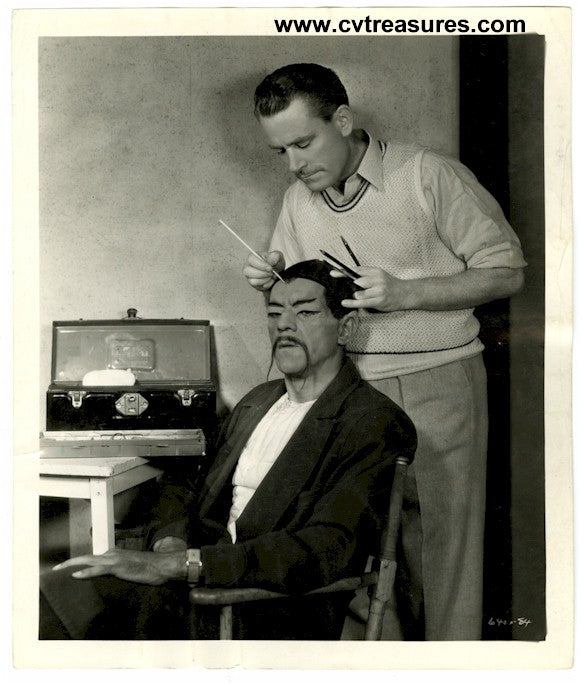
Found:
<box><xmin>320</xmin><ymin>140</ymin><xmax>387</xmax><ymax>213</ymax></box>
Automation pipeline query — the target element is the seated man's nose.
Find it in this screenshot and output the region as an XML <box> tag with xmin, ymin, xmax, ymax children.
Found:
<box><xmin>278</xmin><ymin>313</ymin><xmax>296</xmax><ymax>330</ymax></box>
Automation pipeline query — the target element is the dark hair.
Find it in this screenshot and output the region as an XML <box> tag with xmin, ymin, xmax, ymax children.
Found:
<box><xmin>254</xmin><ymin>63</ymin><xmax>349</xmax><ymax>121</ymax></box>
<box><xmin>277</xmin><ymin>259</ymin><xmax>356</xmax><ymax>319</ymax></box>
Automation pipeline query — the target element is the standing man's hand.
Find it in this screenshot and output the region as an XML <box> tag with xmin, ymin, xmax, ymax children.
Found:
<box><xmin>334</xmin><ymin>266</ymin><xmax>412</xmax><ymax>312</ymax></box>
<box><xmin>243</xmin><ymin>250</ymin><xmax>285</xmax><ymax>290</ymax></box>
<box><xmin>334</xmin><ymin>264</ymin><xmax>524</xmax><ymax>312</ymax></box>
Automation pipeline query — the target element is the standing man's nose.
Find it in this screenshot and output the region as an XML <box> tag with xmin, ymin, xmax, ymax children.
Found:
<box><xmin>287</xmin><ymin>150</ymin><xmax>306</xmax><ymax>175</ymax></box>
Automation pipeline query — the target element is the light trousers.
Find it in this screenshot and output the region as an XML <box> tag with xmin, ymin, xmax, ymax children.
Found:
<box><xmin>369</xmin><ymin>354</ymin><xmax>488</xmax><ymax>640</ymax></box>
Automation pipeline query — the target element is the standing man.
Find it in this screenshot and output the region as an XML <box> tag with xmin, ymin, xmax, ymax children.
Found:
<box><xmin>244</xmin><ymin>63</ymin><xmax>526</xmax><ymax>640</ymax></box>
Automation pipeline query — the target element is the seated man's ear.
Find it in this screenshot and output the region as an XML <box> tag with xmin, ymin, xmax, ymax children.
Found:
<box><xmin>337</xmin><ymin>311</ymin><xmax>358</xmax><ymax>345</ymax></box>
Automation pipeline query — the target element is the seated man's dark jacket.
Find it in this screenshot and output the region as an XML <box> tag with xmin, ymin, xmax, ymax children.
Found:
<box><xmin>153</xmin><ymin>358</ymin><xmax>416</xmax><ymax>638</ymax></box>
<box><xmin>41</xmin><ymin>359</ymin><xmax>416</xmax><ymax>640</ymax></box>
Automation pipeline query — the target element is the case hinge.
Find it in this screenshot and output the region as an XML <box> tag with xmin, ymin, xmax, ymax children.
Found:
<box><xmin>67</xmin><ymin>391</ymin><xmax>87</xmax><ymax>409</ymax></box>
<box><xmin>115</xmin><ymin>392</ymin><xmax>149</xmax><ymax>416</ymax></box>
<box><xmin>177</xmin><ymin>389</ymin><xmax>197</xmax><ymax>406</ymax></box>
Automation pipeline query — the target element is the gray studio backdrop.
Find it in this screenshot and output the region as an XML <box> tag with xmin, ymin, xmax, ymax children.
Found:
<box><xmin>38</xmin><ymin>35</ymin><xmax>545</xmax><ymax>639</ymax></box>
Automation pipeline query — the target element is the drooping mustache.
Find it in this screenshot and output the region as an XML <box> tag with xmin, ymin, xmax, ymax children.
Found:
<box><xmin>273</xmin><ymin>335</ymin><xmax>305</xmax><ymax>349</ymax></box>
<box><xmin>267</xmin><ymin>336</ymin><xmax>310</xmax><ymax>379</ymax></box>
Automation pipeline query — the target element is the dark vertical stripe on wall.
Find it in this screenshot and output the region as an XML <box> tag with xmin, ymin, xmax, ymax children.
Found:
<box><xmin>507</xmin><ymin>34</ymin><xmax>546</xmax><ymax>641</ymax></box>
<box><xmin>459</xmin><ymin>37</ymin><xmax>513</xmax><ymax>640</ymax></box>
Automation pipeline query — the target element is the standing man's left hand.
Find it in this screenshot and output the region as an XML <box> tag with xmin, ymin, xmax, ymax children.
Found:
<box><xmin>53</xmin><ymin>548</ymin><xmax>187</xmax><ymax>585</ymax></box>
<box><xmin>333</xmin><ymin>264</ymin><xmax>524</xmax><ymax>313</ymax></box>
<box><xmin>336</xmin><ymin>266</ymin><xmax>412</xmax><ymax>312</ymax></box>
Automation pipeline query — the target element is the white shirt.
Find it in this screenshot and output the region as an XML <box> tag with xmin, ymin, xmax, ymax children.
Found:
<box><xmin>227</xmin><ymin>393</ymin><xmax>316</xmax><ymax>543</ymax></box>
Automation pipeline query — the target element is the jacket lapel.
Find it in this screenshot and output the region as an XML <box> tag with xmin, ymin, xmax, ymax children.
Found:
<box><xmin>198</xmin><ymin>380</ymin><xmax>286</xmax><ymax>519</ymax></box>
<box><xmin>234</xmin><ymin>359</ymin><xmax>362</xmax><ymax>540</ymax></box>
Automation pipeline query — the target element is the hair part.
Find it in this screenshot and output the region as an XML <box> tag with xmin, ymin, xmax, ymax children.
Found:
<box><xmin>254</xmin><ymin>63</ymin><xmax>349</xmax><ymax>121</ymax></box>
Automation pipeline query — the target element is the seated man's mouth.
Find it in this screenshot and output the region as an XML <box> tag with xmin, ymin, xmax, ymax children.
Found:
<box><xmin>277</xmin><ymin>338</ymin><xmax>301</xmax><ymax>348</ymax></box>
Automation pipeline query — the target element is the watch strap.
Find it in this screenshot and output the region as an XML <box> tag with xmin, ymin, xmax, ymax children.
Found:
<box><xmin>186</xmin><ymin>548</ymin><xmax>203</xmax><ymax>584</ymax></box>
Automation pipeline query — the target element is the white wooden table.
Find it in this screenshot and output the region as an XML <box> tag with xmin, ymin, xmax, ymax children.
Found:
<box><xmin>39</xmin><ymin>456</ymin><xmax>162</xmax><ymax>554</ymax></box>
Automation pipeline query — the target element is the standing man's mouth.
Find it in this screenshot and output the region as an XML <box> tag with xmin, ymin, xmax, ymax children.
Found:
<box><xmin>298</xmin><ymin>170</ymin><xmax>320</xmax><ymax>180</ymax></box>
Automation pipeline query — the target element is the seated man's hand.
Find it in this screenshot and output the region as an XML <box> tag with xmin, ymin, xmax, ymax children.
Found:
<box><xmin>53</xmin><ymin>548</ymin><xmax>187</xmax><ymax>586</ymax></box>
<box><xmin>243</xmin><ymin>250</ymin><xmax>285</xmax><ymax>290</ymax></box>
<box><xmin>152</xmin><ymin>536</ymin><xmax>188</xmax><ymax>553</ymax></box>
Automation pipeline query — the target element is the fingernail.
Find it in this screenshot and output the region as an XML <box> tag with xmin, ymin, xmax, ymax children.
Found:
<box><xmin>72</xmin><ymin>571</ymin><xmax>83</xmax><ymax>578</ymax></box>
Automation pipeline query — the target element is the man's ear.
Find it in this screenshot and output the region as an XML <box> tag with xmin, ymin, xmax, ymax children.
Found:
<box><xmin>332</xmin><ymin>105</ymin><xmax>354</xmax><ymax>138</ymax></box>
<box><xmin>337</xmin><ymin>311</ymin><xmax>358</xmax><ymax>345</ymax></box>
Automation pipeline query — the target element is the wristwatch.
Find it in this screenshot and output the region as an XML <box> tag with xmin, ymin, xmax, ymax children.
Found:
<box><xmin>185</xmin><ymin>548</ymin><xmax>203</xmax><ymax>584</ymax></box>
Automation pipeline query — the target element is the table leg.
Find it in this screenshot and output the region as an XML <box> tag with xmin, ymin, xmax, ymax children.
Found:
<box><xmin>68</xmin><ymin>499</ymin><xmax>92</xmax><ymax>558</ymax></box>
<box><xmin>89</xmin><ymin>477</ymin><xmax>115</xmax><ymax>554</ymax></box>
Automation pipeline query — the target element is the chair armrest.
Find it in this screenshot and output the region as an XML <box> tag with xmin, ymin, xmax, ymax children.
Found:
<box><xmin>189</xmin><ymin>572</ymin><xmax>378</xmax><ymax>606</ymax></box>
<box><xmin>190</xmin><ymin>586</ymin><xmax>286</xmax><ymax>605</ymax></box>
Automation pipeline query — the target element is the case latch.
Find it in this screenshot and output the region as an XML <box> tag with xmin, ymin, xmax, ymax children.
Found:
<box><xmin>67</xmin><ymin>391</ymin><xmax>87</xmax><ymax>409</ymax></box>
<box><xmin>177</xmin><ymin>389</ymin><xmax>197</xmax><ymax>407</ymax></box>
<box><xmin>115</xmin><ymin>392</ymin><xmax>149</xmax><ymax>416</ymax></box>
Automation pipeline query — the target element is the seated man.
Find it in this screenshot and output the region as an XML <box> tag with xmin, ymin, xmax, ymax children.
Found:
<box><xmin>40</xmin><ymin>260</ymin><xmax>416</xmax><ymax>641</ymax></box>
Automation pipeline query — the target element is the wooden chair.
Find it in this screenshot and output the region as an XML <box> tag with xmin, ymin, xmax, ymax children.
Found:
<box><xmin>189</xmin><ymin>456</ymin><xmax>410</xmax><ymax>640</ymax></box>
